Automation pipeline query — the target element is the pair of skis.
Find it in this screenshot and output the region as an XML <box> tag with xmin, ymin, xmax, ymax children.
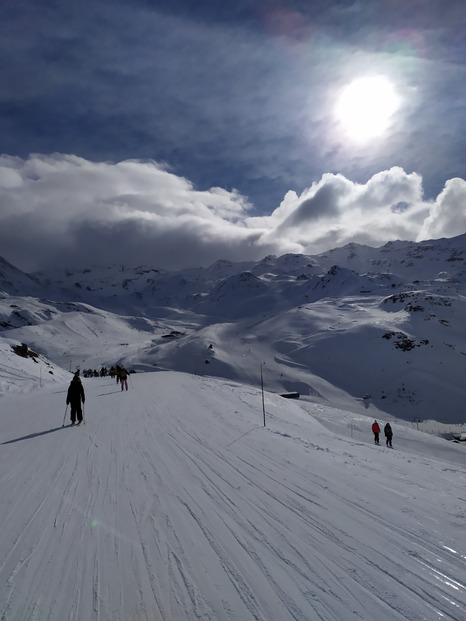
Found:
<box><xmin>62</xmin><ymin>405</ymin><xmax>86</xmax><ymax>427</ymax></box>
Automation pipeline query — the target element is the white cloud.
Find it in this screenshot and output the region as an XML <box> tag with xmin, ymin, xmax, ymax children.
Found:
<box><xmin>253</xmin><ymin>167</ymin><xmax>431</xmax><ymax>253</ymax></box>
<box><xmin>0</xmin><ymin>165</ymin><xmax>23</xmax><ymax>189</ymax></box>
<box><xmin>0</xmin><ymin>154</ymin><xmax>464</xmax><ymax>272</ymax></box>
<box><xmin>419</xmin><ymin>178</ymin><xmax>466</xmax><ymax>240</ymax></box>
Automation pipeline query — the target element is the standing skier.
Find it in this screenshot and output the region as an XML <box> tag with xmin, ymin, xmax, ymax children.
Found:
<box><xmin>384</xmin><ymin>422</ymin><xmax>393</xmax><ymax>447</ymax></box>
<box><xmin>120</xmin><ymin>367</ymin><xmax>128</xmax><ymax>391</ymax></box>
<box><xmin>66</xmin><ymin>373</ymin><xmax>85</xmax><ymax>425</ymax></box>
<box><xmin>372</xmin><ymin>420</ymin><xmax>381</xmax><ymax>444</ymax></box>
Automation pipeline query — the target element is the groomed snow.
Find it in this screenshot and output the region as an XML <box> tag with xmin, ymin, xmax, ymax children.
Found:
<box><xmin>1</xmin><ymin>371</ymin><xmax>465</xmax><ymax>620</ymax></box>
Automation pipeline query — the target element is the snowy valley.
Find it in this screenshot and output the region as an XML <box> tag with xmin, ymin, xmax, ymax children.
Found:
<box><xmin>1</xmin><ymin>233</ymin><xmax>466</xmax><ymax>425</ymax></box>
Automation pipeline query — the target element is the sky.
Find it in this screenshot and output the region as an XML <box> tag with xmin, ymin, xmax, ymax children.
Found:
<box><xmin>1</xmin><ymin>0</ymin><xmax>466</xmax><ymax>272</ymax></box>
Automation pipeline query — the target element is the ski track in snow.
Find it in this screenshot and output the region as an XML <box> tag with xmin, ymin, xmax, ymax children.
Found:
<box><xmin>0</xmin><ymin>372</ymin><xmax>465</xmax><ymax>620</ymax></box>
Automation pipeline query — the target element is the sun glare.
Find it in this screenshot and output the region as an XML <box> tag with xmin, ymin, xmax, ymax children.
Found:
<box><xmin>335</xmin><ymin>76</ymin><xmax>400</xmax><ymax>142</ymax></box>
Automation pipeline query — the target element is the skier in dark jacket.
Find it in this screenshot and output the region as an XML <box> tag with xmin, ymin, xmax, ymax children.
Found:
<box><xmin>66</xmin><ymin>373</ymin><xmax>85</xmax><ymax>424</ymax></box>
<box><xmin>384</xmin><ymin>422</ymin><xmax>393</xmax><ymax>447</ymax></box>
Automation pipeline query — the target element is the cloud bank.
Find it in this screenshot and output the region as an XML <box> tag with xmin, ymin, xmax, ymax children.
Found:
<box><xmin>0</xmin><ymin>154</ymin><xmax>464</xmax><ymax>273</ymax></box>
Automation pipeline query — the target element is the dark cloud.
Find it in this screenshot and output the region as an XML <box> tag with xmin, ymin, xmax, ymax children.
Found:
<box><xmin>280</xmin><ymin>181</ymin><xmax>343</xmax><ymax>229</ymax></box>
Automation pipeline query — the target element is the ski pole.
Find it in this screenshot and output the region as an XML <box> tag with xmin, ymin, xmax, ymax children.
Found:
<box><xmin>82</xmin><ymin>403</ymin><xmax>86</xmax><ymax>424</ymax></box>
<box><xmin>62</xmin><ymin>405</ymin><xmax>68</xmax><ymax>427</ymax></box>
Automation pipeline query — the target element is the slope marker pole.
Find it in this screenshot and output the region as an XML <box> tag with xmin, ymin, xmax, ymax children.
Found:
<box><xmin>260</xmin><ymin>363</ymin><xmax>266</xmax><ymax>427</ymax></box>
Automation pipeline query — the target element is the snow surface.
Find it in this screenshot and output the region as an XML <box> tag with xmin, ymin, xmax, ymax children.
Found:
<box><xmin>1</xmin><ymin>371</ymin><xmax>465</xmax><ymax>620</ymax></box>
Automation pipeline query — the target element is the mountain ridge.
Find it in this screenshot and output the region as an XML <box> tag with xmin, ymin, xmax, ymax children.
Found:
<box><xmin>1</xmin><ymin>233</ymin><xmax>465</xmax><ymax>423</ymax></box>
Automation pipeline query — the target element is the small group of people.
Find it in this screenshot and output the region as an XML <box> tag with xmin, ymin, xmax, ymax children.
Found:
<box><xmin>82</xmin><ymin>367</ymin><xmax>109</xmax><ymax>378</ymax></box>
<box><xmin>372</xmin><ymin>420</ymin><xmax>393</xmax><ymax>447</ymax></box>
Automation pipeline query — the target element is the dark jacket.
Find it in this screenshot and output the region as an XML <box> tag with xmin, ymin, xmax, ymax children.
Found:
<box><xmin>66</xmin><ymin>377</ymin><xmax>85</xmax><ymax>405</ymax></box>
<box><xmin>384</xmin><ymin>423</ymin><xmax>393</xmax><ymax>437</ymax></box>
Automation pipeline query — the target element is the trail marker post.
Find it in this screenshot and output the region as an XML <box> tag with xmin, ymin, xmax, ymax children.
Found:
<box><xmin>260</xmin><ymin>363</ymin><xmax>266</xmax><ymax>427</ymax></box>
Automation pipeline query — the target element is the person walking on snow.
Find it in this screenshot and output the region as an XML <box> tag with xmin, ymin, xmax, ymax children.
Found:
<box><xmin>384</xmin><ymin>422</ymin><xmax>393</xmax><ymax>447</ymax></box>
<box><xmin>66</xmin><ymin>373</ymin><xmax>85</xmax><ymax>424</ymax></box>
<box><xmin>372</xmin><ymin>420</ymin><xmax>381</xmax><ymax>444</ymax></box>
<box><xmin>120</xmin><ymin>367</ymin><xmax>128</xmax><ymax>391</ymax></box>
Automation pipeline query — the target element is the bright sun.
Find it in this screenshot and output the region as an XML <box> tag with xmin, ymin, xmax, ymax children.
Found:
<box><xmin>335</xmin><ymin>76</ymin><xmax>400</xmax><ymax>142</ymax></box>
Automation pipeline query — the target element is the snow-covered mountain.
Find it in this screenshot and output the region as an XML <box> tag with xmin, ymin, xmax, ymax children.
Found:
<box><xmin>0</xmin><ymin>255</ymin><xmax>42</xmax><ymax>297</ymax></box>
<box><xmin>1</xmin><ymin>233</ymin><xmax>466</xmax><ymax>423</ymax></box>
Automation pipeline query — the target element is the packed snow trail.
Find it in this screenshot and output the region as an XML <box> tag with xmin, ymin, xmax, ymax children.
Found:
<box><xmin>0</xmin><ymin>372</ymin><xmax>465</xmax><ymax>620</ymax></box>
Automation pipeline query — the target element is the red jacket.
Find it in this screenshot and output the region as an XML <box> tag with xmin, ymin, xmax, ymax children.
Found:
<box><xmin>372</xmin><ymin>422</ymin><xmax>380</xmax><ymax>433</ymax></box>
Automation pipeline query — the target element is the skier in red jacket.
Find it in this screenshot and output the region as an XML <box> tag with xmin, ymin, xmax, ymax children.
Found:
<box><xmin>372</xmin><ymin>420</ymin><xmax>381</xmax><ymax>444</ymax></box>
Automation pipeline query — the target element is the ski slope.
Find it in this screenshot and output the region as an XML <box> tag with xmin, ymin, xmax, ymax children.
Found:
<box><xmin>1</xmin><ymin>371</ymin><xmax>465</xmax><ymax>620</ymax></box>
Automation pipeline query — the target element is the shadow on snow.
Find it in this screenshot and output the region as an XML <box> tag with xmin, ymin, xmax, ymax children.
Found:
<box><xmin>1</xmin><ymin>424</ymin><xmax>75</xmax><ymax>445</ymax></box>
